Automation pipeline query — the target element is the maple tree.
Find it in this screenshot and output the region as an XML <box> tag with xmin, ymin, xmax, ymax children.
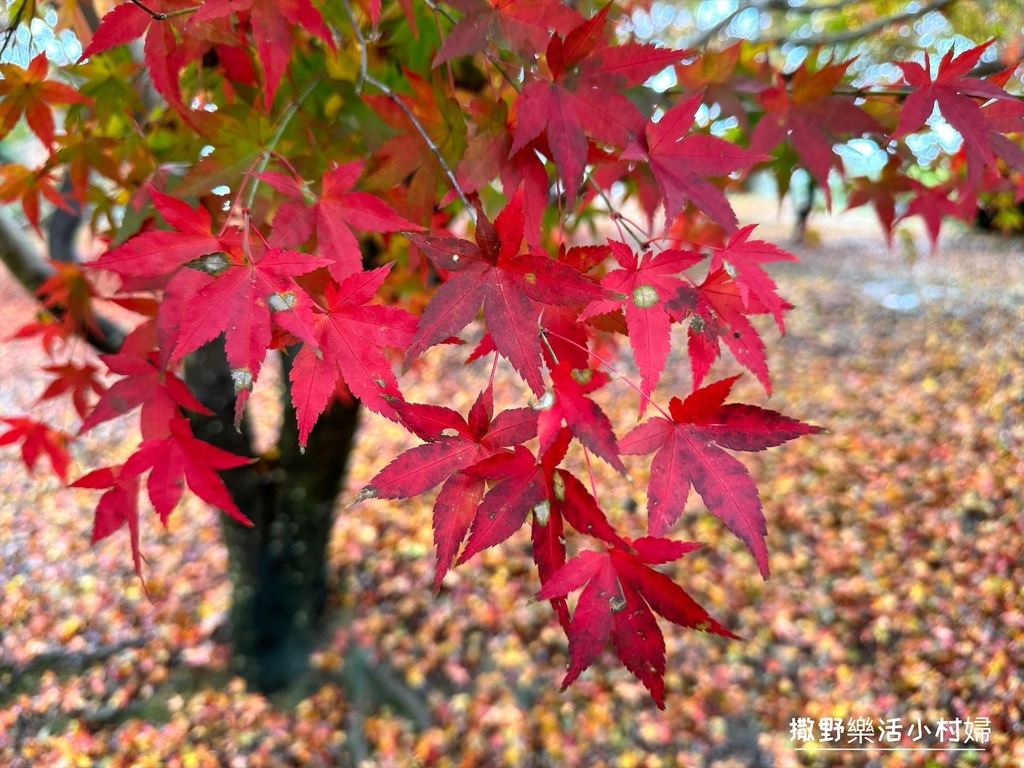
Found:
<box><xmin>0</xmin><ymin>0</ymin><xmax>1021</xmax><ymax>708</ymax></box>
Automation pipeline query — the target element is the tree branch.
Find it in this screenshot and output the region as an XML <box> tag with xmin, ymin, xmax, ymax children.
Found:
<box><xmin>690</xmin><ymin>1</ymin><xmax>761</xmax><ymax>50</ymax></box>
<box><xmin>78</xmin><ymin>0</ymin><xmax>102</xmax><ymax>34</ymax></box>
<box><xmin>0</xmin><ymin>207</ymin><xmax>126</xmax><ymax>354</ymax></box>
<box><xmin>780</xmin><ymin>0</ymin><xmax>860</xmax><ymax>13</ymax></box>
<box><xmin>0</xmin><ymin>636</ymin><xmax>149</xmax><ymax>696</ymax></box>
<box><xmin>768</xmin><ymin>0</ymin><xmax>955</xmax><ymax>47</ymax></box>
<box><xmin>0</xmin><ymin>209</ymin><xmax>52</xmax><ymax>288</ymax></box>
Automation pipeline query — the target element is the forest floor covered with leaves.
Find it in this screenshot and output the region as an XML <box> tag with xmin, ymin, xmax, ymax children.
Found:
<box><xmin>1</xmin><ymin>198</ymin><xmax>1022</xmax><ymax>767</ymax></box>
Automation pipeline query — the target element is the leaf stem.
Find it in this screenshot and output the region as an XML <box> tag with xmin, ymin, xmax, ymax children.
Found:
<box><xmin>538</xmin><ymin>322</ymin><xmax>561</xmax><ymax>367</ymax></box>
<box><xmin>488</xmin><ymin>350</ymin><xmax>499</xmax><ymax>390</ymax></box>
<box><xmin>582</xmin><ymin>445</ymin><xmax>600</xmax><ymax>502</ymax></box>
<box><xmin>585</xmin><ymin>176</ymin><xmax>649</xmax><ymax>249</ymax></box>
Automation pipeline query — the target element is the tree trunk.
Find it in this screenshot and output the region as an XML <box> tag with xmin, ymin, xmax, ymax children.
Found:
<box><xmin>792</xmin><ymin>174</ymin><xmax>817</xmax><ymax>244</ymax></box>
<box><xmin>185</xmin><ymin>340</ymin><xmax>360</xmax><ymax>693</ymax></box>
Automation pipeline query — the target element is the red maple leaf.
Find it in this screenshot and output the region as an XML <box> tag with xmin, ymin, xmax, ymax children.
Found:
<box><xmin>79</xmin><ymin>0</ymin><xmax>205</xmax><ymax>109</ymax></box>
<box><xmin>365</xmin><ymin>412</ymin><xmax>618</xmax><ymax>603</ymax></box>
<box><xmin>898</xmin><ymin>181</ymin><xmax>969</xmax><ymax>248</ymax></box>
<box><xmin>164</xmin><ymin>243</ymin><xmax>327</xmax><ymax>420</ymax></box>
<box><xmin>433</xmin><ymin>0</ymin><xmax>583</xmax><ymax>64</ymax></box>
<box><xmin>79</xmin><ymin>321</ymin><xmax>212</xmax><ymax>439</ymax></box>
<box><xmin>671</xmin><ymin>267</ymin><xmax>783</xmax><ymax>394</ymax></box>
<box><xmin>510</xmin><ymin>6</ymin><xmax>685</xmax><ymax>201</ymax></box>
<box><xmin>580</xmin><ymin>241</ymin><xmax>703</xmax><ymax>415</ymax></box>
<box><xmin>36</xmin><ymin>261</ymin><xmax>105</xmax><ymax>342</ymax></box>
<box><xmin>984</xmin><ymin>96</ymin><xmax>1024</xmax><ymax>174</ymax></box>
<box><xmin>355</xmin><ymin>386</ymin><xmax>537</xmax><ymax>592</ymax></box>
<box><xmin>619</xmin><ymin>376</ymin><xmax>821</xmax><ymax>579</ymax></box>
<box><xmin>499</xmin><ymin>143</ymin><xmax>550</xmax><ymax>249</ymax></box>
<box><xmin>464</xmin><ymin>248</ymin><xmax>614</xmax><ymax>370</ymax></box>
<box><xmin>120</xmin><ymin>416</ymin><xmax>252</xmax><ymax>525</ymax></box>
<box><xmin>621</xmin><ymin>90</ymin><xmax>760</xmax><ymax>230</ymax></box>
<box><xmin>0</xmin><ymin>417</ymin><xmax>73</xmax><ymax>482</ymax></box>
<box><xmin>72</xmin><ymin>465</ymin><xmax>144</xmax><ymax>577</ymax></box>
<box><xmin>0</xmin><ymin>53</ymin><xmax>90</xmax><ymax>148</ymax></box>
<box><xmin>536</xmin><ymin>242</ymin><xmax>613</xmax><ymax>367</ymax></box>
<box><xmin>707</xmin><ymin>224</ymin><xmax>797</xmax><ymax>329</ymax></box>
<box><xmin>529</xmin><ymin>427</ymin><xmax>627</xmax><ymax>628</ymax></box>
<box><xmin>289</xmin><ymin>264</ymin><xmax>417</xmax><ymax>445</ymax></box>
<box><xmin>92</xmin><ymin>189</ymin><xmax>232</xmax><ymax>286</ymax></box>
<box><xmin>38</xmin><ymin>361</ymin><xmax>107</xmax><ymax>420</ymax></box>
<box><xmin>191</xmin><ymin>0</ymin><xmax>334</xmax><ymax>109</ymax></box>
<box><xmin>460</xmin><ymin>429</ymin><xmax>626</xmax><ymax>579</ymax></box>
<box><xmin>457</xmin><ymin>444</ymin><xmax>549</xmax><ymax>563</ymax></box>
<box><xmin>6</xmin><ymin>312</ymin><xmax>70</xmax><ymax>356</ymax></box>
<box><xmin>845</xmin><ymin>153</ymin><xmax>918</xmax><ymax>244</ymax></box>
<box><xmin>750</xmin><ymin>60</ymin><xmax>882</xmax><ymax>206</ymax></box>
<box><xmin>265</xmin><ymin>161</ymin><xmax>420</xmax><ymax>281</ymax></box>
<box><xmin>537</xmin><ymin>536</ymin><xmax>736</xmax><ymax>707</ymax></box>
<box><xmin>0</xmin><ymin>163</ymin><xmax>74</xmax><ymax>235</ymax></box>
<box><xmin>405</xmin><ymin>191</ymin><xmax>610</xmax><ymax>395</ymax></box>
<box><xmin>892</xmin><ymin>40</ymin><xmax>1014</xmax><ymax>182</ymax></box>
<box><xmin>79</xmin><ymin>3</ymin><xmax>156</xmax><ymax>59</ymax></box>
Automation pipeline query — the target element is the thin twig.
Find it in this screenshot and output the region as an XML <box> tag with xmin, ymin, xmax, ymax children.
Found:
<box><xmin>421</xmin><ymin>0</ymin><xmax>458</xmax><ymax>25</ymax></box>
<box><xmin>340</xmin><ymin>0</ymin><xmax>368</xmax><ymax>94</ymax></box>
<box><xmin>343</xmin><ymin>0</ymin><xmax>474</xmax><ymax>218</ymax></box>
<box><xmin>162</xmin><ymin>6</ymin><xmax>201</xmax><ymax>19</ymax></box>
<box><xmin>486</xmin><ymin>53</ymin><xmax>523</xmax><ymax>93</ymax></box>
<box><xmin>127</xmin><ymin>0</ymin><xmax>165</xmax><ymax>19</ymax></box>
<box><xmin>243</xmin><ymin>77</ymin><xmax>324</xmax><ymax>212</ymax></box>
<box><xmin>127</xmin><ymin>0</ymin><xmax>199</xmax><ymax>21</ymax></box>
<box><xmin>362</xmin><ymin>72</ymin><xmax>476</xmax><ymax>217</ymax></box>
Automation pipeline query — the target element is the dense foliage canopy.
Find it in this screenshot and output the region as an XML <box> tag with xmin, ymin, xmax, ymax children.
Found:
<box><xmin>0</xmin><ymin>0</ymin><xmax>1021</xmax><ymax>706</ymax></box>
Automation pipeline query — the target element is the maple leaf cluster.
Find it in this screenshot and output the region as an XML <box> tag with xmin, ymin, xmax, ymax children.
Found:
<box><xmin>1</xmin><ymin>0</ymin><xmax>1021</xmax><ymax>705</ymax></box>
